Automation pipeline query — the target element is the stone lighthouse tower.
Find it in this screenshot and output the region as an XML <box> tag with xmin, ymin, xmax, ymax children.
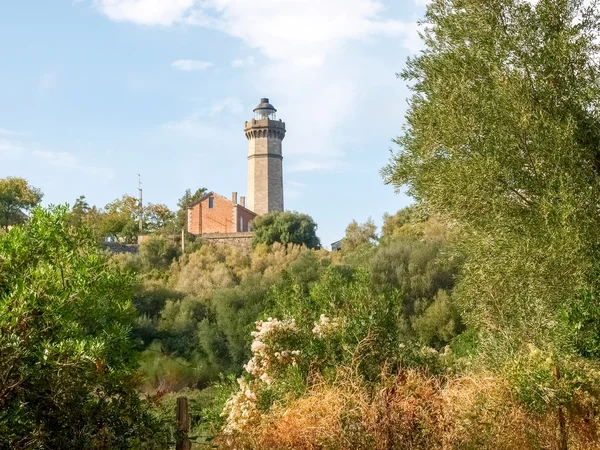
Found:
<box><xmin>244</xmin><ymin>98</ymin><xmax>285</xmax><ymax>215</ymax></box>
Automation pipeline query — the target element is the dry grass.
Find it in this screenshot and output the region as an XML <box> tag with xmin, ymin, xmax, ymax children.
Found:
<box><xmin>218</xmin><ymin>370</ymin><xmax>600</xmax><ymax>450</ymax></box>
<box><xmin>443</xmin><ymin>374</ymin><xmax>600</xmax><ymax>450</ymax></box>
<box><xmin>258</xmin><ymin>384</ymin><xmax>350</xmax><ymax>449</ymax></box>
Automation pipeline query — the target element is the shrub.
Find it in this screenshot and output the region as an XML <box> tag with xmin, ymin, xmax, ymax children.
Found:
<box><xmin>252</xmin><ymin>211</ymin><xmax>321</xmax><ymax>249</ymax></box>
<box><xmin>0</xmin><ymin>206</ymin><xmax>167</xmax><ymax>449</ymax></box>
<box><xmin>172</xmin><ymin>244</ymin><xmax>249</xmax><ymax>297</ymax></box>
<box><xmin>412</xmin><ymin>290</ymin><xmax>463</xmax><ymax>348</ymax></box>
<box><xmin>139</xmin><ymin>235</ymin><xmax>181</xmax><ymax>271</ymax></box>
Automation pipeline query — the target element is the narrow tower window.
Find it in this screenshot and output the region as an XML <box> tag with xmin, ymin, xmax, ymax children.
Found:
<box><xmin>208</xmin><ymin>197</ymin><xmax>214</xmax><ymax>208</ymax></box>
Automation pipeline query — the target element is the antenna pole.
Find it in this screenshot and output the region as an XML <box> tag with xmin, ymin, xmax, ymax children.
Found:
<box><xmin>137</xmin><ymin>174</ymin><xmax>143</xmax><ymax>233</ymax></box>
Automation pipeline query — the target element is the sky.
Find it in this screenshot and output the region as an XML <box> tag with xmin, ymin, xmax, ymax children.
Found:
<box><xmin>0</xmin><ymin>0</ymin><xmax>427</xmax><ymax>248</ymax></box>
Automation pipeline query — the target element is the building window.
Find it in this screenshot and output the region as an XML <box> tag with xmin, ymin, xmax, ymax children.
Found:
<box><xmin>248</xmin><ymin>222</ymin><xmax>252</xmax><ymax>232</ymax></box>
<box><xmin>240</xmin><ymin>217</ymin><xmax>244</xmax><ymax>232</ymax></box>
<box><xmin>208</xmin><ymin>197</ymin><xmax>214</xmax><ymax>208</ymax></box>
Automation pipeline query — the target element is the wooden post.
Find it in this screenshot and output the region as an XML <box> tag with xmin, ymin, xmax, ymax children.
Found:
<box><xmin>176</xmin><ymin>396</ymin><xmax>191</xmax><ymax>450</ymax></box>
<box><xmin>554</xmin><ymin>365</ymin><xmax>568</xmax><ymax>450</ymax></box>
<box><xmin>181</xmin><ymin>227</ymin><xmax>185</xmax><ymax>253</ymax></box>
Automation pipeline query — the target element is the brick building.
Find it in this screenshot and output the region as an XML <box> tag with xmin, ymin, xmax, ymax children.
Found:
<box><xmin>186</xmin><ymin>98</ymin><xmax>285</xmax><ymax>238</ymax></box>
<box><xmin>187</xmin><ymin>191</ymin><xmax>256</xmax><ymax>235</ymax></box>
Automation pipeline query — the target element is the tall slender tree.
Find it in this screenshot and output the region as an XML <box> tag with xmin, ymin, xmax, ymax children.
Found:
<box><xmin>383</xmin><ymin>0</ymin><xmax>600</xmax><ymax>356</ymax></box>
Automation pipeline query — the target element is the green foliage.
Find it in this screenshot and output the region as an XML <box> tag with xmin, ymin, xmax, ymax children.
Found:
<box><xmin>210</xmin><ymin>274</ymin><xmax>275</xmax><ymax>369</ymax></box>
<box><xmin>252</xmin><ymin>211</ymin><xmax>321</xmax><ymax>249</ymax></box>
<box><xmin>70</xmin><ymin>195</ymin><xmax>91</xmax><ymax>227</ymax></box>
<box><xmin>381</xmin><ymin>206</ymin><xmax>419</xmax><ymax>239</ymax></box>
<box><xmin>100</xmin><ymin>194</ymin><xmax>141</xmax><ymax>243</ymax></box>
<box><xmin>139</xmin><ymin>341</ymin><xmax>214</xmax><ymax>393</ymax></box>
<box><xmin>68</xmin><ymin>195</ymin><xmax>177</xmax><ymax>244</ymax></box>
<box><xmin>138</xmin><ymin>235</ymin><xmax>181</xmax><ymax>271</ymax></box>
<box><xmin>250</xmin><ymin>242</ymin><xmax>308</xmax><ymax>277</ymax></box>
<box><xmin>0</xmin><ymin>206</ymin><xmax>167</xmax><ymax>449</ymax></box>
<box><xmin>133</xmin><ymin>280</ymin><xmax>185</xmax><ymax>320</ymax></box>
<box><xmin>505</xmin><ymin>346</ymin><xmax>600</xmax><ymax>414</ymax></box>
<box><xmin>144</xmin><ymin>203</ymin><xmax>176</xmax><ymax>233</ymax></box>
<box><xmin>341</xmin><ymin>218</ymin><xmax>378</xmax><ymax>252</ymax></box>
<box><xmin>382</xmin><ymin>0</ymin><xmax>600</xmax><ymax>358</ymax></box>
<box><xmin>172</xmin><ymin>243</ymin><xmax>249</xmax><ymax>297</ymax></box>
<box><xmin>370</xmin><ymin>238</ymin><xmax>461</xmax><ymax>318</ymax></box>
<box><xmin>271</xmin><ymin>266</ymin><xmax>412</xmax><ymax>380</ymax></box>
<box><xmin>381</xmin><ymin>206</ymin><xmax>455</xmax><ymax>243</ymax></box>
<box><xmin>562</xmin><ymin>289</ymin><xmax>600</xmax><ymax>358</ymax></box>
<box><xmin>412</xmin><ymin>290</ymin><xmax>463</xmax><ymax>348</ymax></box>
<box><xmin>0</xmin><ymin>176</ymin><xmax>43</xmax><ymax>228</ymax></box>
<box><xmin>158</xmin><ymin>297</ymin><xmax>210</xmax><ymax>358</ymax></box>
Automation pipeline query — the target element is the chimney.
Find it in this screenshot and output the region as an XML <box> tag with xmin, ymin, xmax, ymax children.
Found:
<box><xmin>240</xmin><ymin>196</ymin><xmax>246</xmax><ymax>207</ymax></box>
<box><xmin>232</xmin><ymin>192</ymin><xmax>238</xmax><ymax>204</ymax></box>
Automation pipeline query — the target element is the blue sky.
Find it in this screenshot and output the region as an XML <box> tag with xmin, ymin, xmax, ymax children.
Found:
<box><xmin>0</xmin><ymin>0</ymin><xmax>426</xmax><ymax>247</ymax></box>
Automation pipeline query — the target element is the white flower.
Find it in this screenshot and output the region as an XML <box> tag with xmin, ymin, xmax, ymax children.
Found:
<box><xmin>312</xmin><ymin>314</ymin><xmax>340</xmax><ymax>338</ymax></box>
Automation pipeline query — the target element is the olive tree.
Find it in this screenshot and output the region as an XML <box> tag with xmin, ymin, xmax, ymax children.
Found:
<box><xmin>383</xmin><ymin>0</ymin><xmax>600</xmax><ymax>357</ymax></box>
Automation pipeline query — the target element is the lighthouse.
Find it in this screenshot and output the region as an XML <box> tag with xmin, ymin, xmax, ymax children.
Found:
<box><xmin>244</xmin><ymin>98</ymin><xmax>285</xmax><ymax>215</ymax></box>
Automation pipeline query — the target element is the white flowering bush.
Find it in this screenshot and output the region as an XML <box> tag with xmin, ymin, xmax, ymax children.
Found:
<box><xmin>246</xmin><ymin>317</ymin><xmax>300</xmax><ymax>385</ymax></box>
<box><xmin>312</xmin><ymin>314</ymin><xmax>341</xmax><ymax>338</ymax></box>
<box><xmin>222</xmin><ymin>317</ymin><xmax>302</xmax><ymax>435</ymax></box>
<box><xmin>221</xmin><ymin>376</ymin><xmax>260</xmax><ymax>435</ymax></box>
<box><xmin>221</xmin><ymin>266</ymin><xmax>448</xmax><ymax>440</ymax></box>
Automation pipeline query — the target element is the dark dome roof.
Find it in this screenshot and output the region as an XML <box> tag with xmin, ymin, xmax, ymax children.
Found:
<box><xmin>253</xmin><ymin>98</ymin><xmax>276</xmax><ymax>112</ymax></box>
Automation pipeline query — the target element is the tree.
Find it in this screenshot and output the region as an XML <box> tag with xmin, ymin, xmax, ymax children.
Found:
<box><xmin>70</xmin><ymin>195</ymin><xmax>91</xmax><ymax>227</ymax></box>
<box><xmin>138</xmin><ymin>235</ymin><xmax>181</xmax><ymax>270</ymax></box>
<box><xmin>382</xmin><ymin>0</ymin><xmax>600</xmax><ymax>356</ymax></box>
<box><xmin>100</xmin><ymin>195</ymin><xmax>140</xmax><ymax>243</ymax></box>
<box><xmin>0</xmin><ymin>177</ymin><xmax>43</xmax><ymax>228</ymax></box>
<box><xmin>177</xmin><ymin>188</ymin><xmax>207</xmax><ymax>230</ymax></box>
<box><xmin>381</xmin><ymin>206</ymin><xmax>418</xmax><ymax>239</ymax></box>
<box><xmin>145</xmin><ymin>203</ymin><xmax>176</xmax><ymax>233</ymax></box>
<box><xmin>252</xmin><ymin>211</ymin><xmax>321</xmax><ymax>249</ymax></box>
<box><xmin>0</xmin><ymin>206</ymin><xmax>166</xmax><ymax>449</ymax></box>
<box><xmin>341</xmin><ymin>218</ymin><xmax>378</xmax><ymax>252</ymax></box>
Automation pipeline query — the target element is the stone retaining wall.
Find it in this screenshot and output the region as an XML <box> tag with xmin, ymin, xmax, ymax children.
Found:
<box><xmin>201</xmin><ymin>232</ymin><xmax>254</xmax><ymax>252</ymax></box>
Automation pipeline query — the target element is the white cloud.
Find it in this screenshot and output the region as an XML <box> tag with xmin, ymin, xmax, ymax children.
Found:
<box><xmin>171</xmin><ymin>59</ymin><xmax>213</xmax><ymax>71</ymax></box>
<box><xmin>33</xmin><ymin>150</ymin><xmax>115</xmax><ymax>178</ymax></box>
<box><xmin>164</xmin><ymin>116</ymin><xmax>226</xmax><ymax>141</ymax></box>
<box><xmin>93</xmin><ymin>0</ymin><xmax>199</xmax><ymax>26</ymax></box>
<box><xmin>201</xmin><ymin>0</ymin><xmax>415</xmax><ymax>65</ymax></box>
<box><xmin>94</xmin><ymin>0</ymin><xmax>417</xmax><ymax>172</ymax></box>
<box><xmin>208</xmin><ymin>97</ymin><xmax>243</xmax><ymax>116</ymax></box>
<box><xmin>231</xmin><ymin>56</ymin><xmax>255</xmax><ymax>68</ymax></box>
<box><xmin>94</xmin><ymin>0</ymin><xmax>417</xmax><ymax>62</ymax></box>
<box><xmin>163</xmin><ymin>98</ymin><xmax>243</xmax><ymax>140</ymax></box>
<box><xmin>0</xmin><ymin>132</ymin><xmax>114</xmax><ymax>178</ymax></box>
<box><xmin>0</xmin><ymin>138</ymin><xmax>27</xmax><ymax>160</ymax></box>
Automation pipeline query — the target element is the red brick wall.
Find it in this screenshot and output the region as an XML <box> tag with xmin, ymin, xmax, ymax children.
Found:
<box><xmin>188</xmin><ymin>194</ymin><xmax>257</xmax><ymax>235</ymax></box>
<box><xmin>200</xmin><ymin>195</ymin><xmax>234</xmax><ymax>234</ymax></box>
<box><xmin>188</xmin><ymin>204</ymin><xmax>202</xmax><ymax>235</ymax></box>
<box><xmin>236</xmin><ymin>207</ymin><xmax>256</xmax><ymax>232</ymax></box>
